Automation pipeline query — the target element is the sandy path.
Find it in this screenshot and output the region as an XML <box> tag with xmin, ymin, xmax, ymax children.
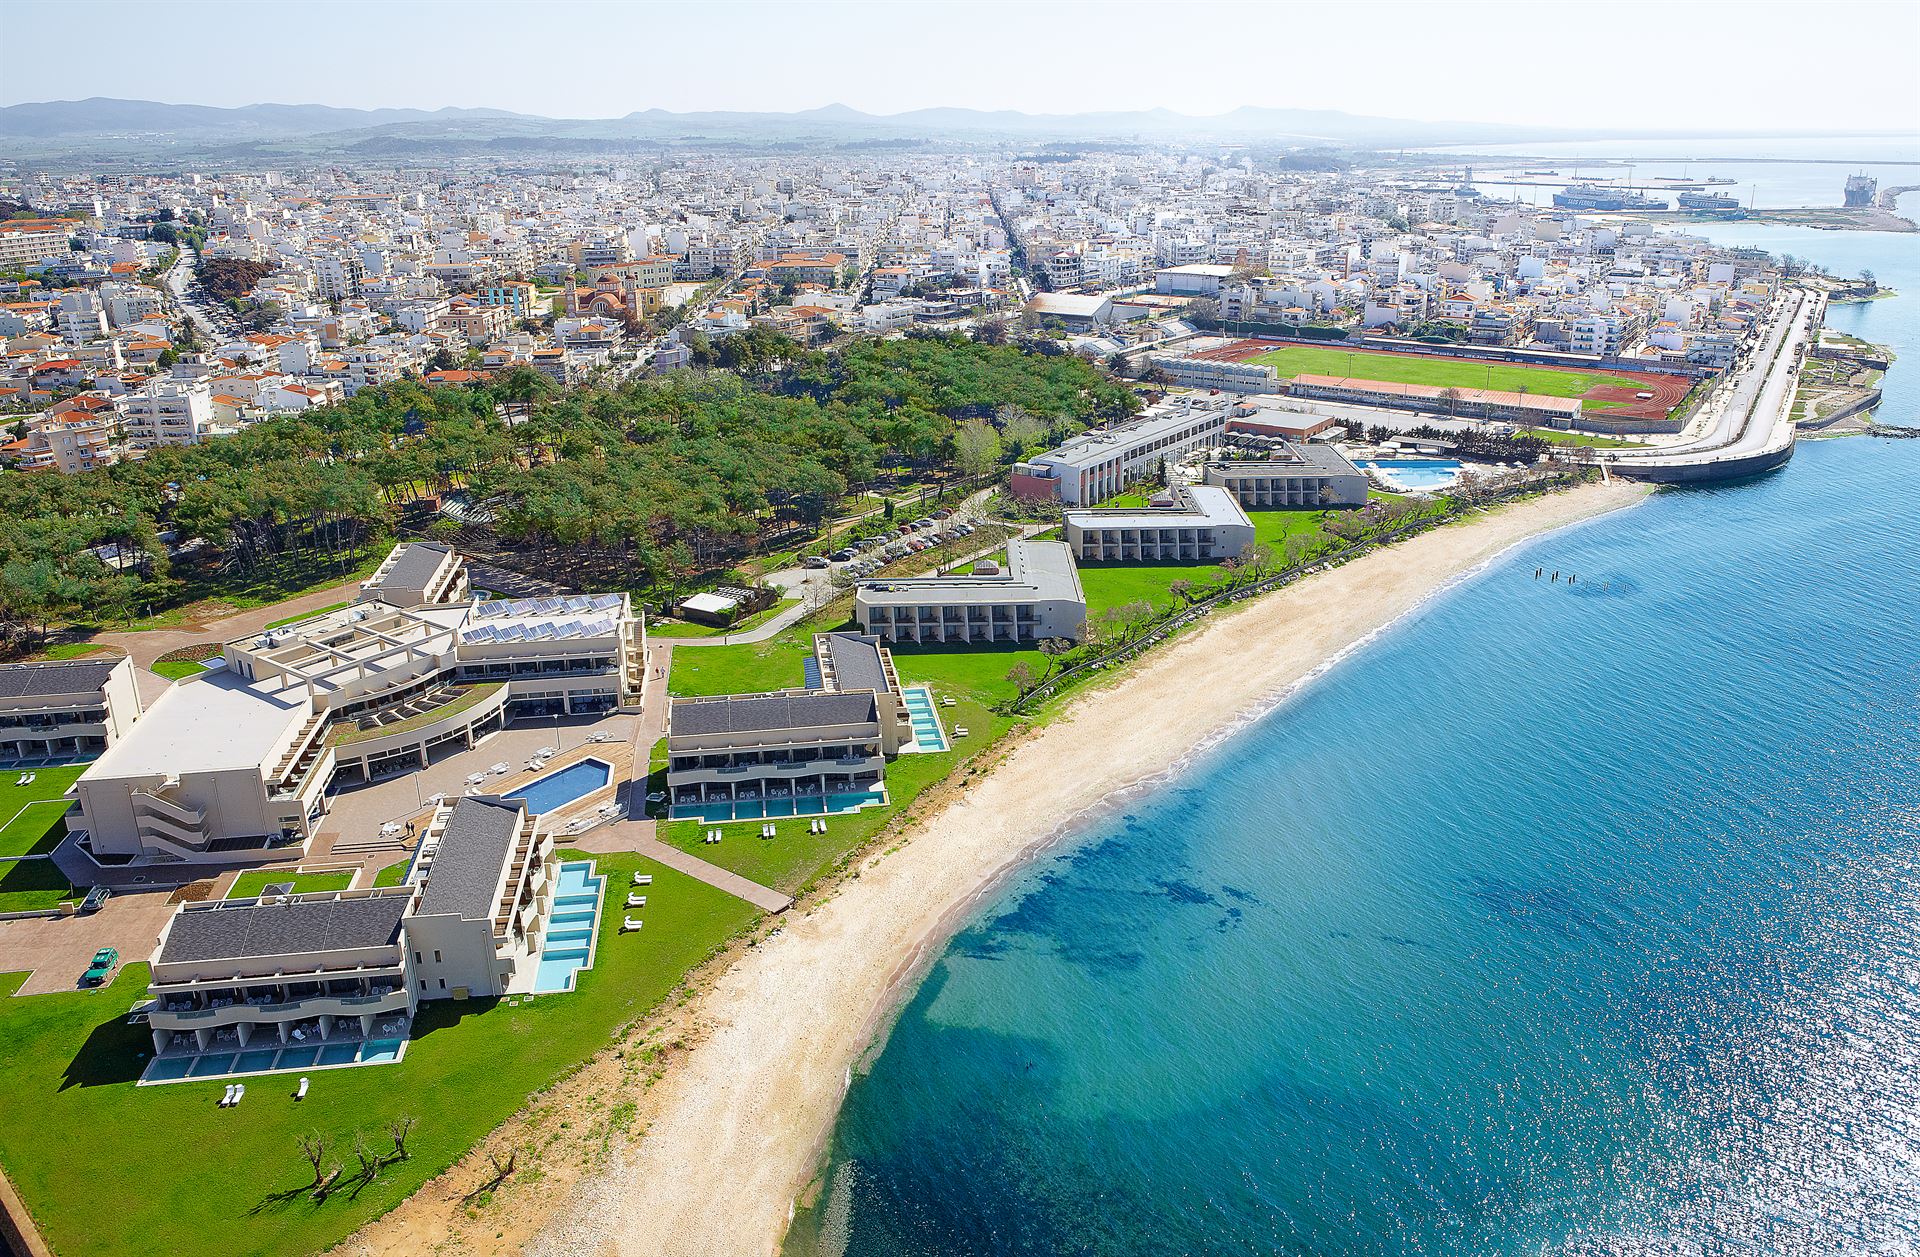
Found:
<box><xmin>505</xmin><ymin>480</ymin><xmax>1648</xmax><ymax>1256</ymax></box>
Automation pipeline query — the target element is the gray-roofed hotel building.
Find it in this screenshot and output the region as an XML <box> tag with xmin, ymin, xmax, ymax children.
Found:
<box><xmin>142</xmin><ymin>796</ymin><xmax>560</xmax><ymax>1077</ymax></box>
<box><xmin>664</xmin><ymin>631</ymin><xmax>917</xmax><ymax>821</ymax></box>
<box><xmin>0</xmin><ymin>655</ymin><xmax>143</xmax><ymax>760</ymax></box>
<box><xmin>854</xmin><ymin>539</ymin><xmax>1086</xmax><ymax>645</ymax></box>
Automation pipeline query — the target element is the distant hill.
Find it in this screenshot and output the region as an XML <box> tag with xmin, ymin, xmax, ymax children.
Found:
<box><xmin>0</xmin><ymin>97</ymin><xmax>528</xmax><ymax>139</ymax></box>
<box><xmin>0</xmin><ymin>97</ymin><xmax>1897</xmax><ymax>157</ymax></box>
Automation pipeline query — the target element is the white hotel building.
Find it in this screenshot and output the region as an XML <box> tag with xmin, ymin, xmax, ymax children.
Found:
<box><xmin>71</xmin><ymin>545</ymin><xmax>643</xmax><ymax>866</ymax></box>
<box><xmin>1010</xmin><ymin>394</ymin><xmax>1233</xmax><ymax>506</ymax></box>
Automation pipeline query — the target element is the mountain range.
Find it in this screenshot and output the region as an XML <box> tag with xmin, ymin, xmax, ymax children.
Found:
<box><xmin>0</xmin><ymin>97</ymin><xmax>1897</xmax><ymax>158</ymax></box>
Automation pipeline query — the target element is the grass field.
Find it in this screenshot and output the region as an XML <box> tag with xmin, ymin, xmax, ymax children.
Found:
<box><xmin>0</xmin><ymin>849</ymin><xmax>761</xmax><ymax>1257</ymax></box>
<box><xmin>0</xmin><ymin>859</ymin><xmax>82</xmax><ymax>912</ymax></box>
<box><xmin>1248</xmin><ymin>344</ymin><xmax>1645</xmax><ymax>406</ymax></box>
<box><xmin>224</xmin><ymin>870</ymin><xmax>355</xmax><ymax>899</ymax></box>
<box><xmin>264</xmin><ymin>601</ymin><xmax>351</xmax><ymax>630</ymax></box>
<box><xmin>0</xmin><ymin>765</ymin><xmax>87</xmax><ymax>873</ymax></box>
<box><xmin>0</xmin><ymin>800</ymin><xmax>70</xmax><ymax>860</ymax></box>
<box><xmin>647</xmin><ymin>597</ymin><xmax>800</xmax><ymax>639</ymax></box>
<box><xmin>151</xmin><ymin>659</ymin><xmax>212</xmax><ymax>681</ymax></box>
<box><xmin>372</xmin><ymin>858</ymin><xmax>412</xmax><ymax>887</ymax></box>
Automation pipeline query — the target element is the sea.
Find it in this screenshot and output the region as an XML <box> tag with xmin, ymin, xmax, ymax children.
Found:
<box><xmin>790</xmin><ymin>215</ymin><xmax>1920</xmax><ymax>1254</ymax></box>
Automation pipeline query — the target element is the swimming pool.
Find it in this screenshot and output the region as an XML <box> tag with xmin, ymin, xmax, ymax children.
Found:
<box><xmin>1355</xmin><ymin>458</ymin><xmax>1464</xmax><ymax>493</ymax></box>
<box><xmin>513</xmin><ymin>757</ymin><xmax>612</xmax><ymax>815</ymax></box>
<box><xmin>672</xmin><ymin>788</ymin><xmax>889</xmax><ymax>824</ymax></box>
<box><xmin>139</xmin><ymin>1036</ymin><xmax>408</xmax><ymax>1085</ymax></box>
<box><xmin>899</xmin><ymin>686</ymin><xmax>949</xmax><ymax>753</ymax></box>
<box><xmin>533</xmin><ymin>860</ymin><xmax>603</xmax><ymax>993</ymax></box>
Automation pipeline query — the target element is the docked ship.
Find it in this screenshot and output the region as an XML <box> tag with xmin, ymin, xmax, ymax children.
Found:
<box><xmin>1677</xmin><ymin>190</ymin><xmax>1743</xmax><ymax>210</ymax></box>
<box><xmin>1552</xmin><ymin>183</ymin><xmax>1668</xmax><ymax>211</ymax></box>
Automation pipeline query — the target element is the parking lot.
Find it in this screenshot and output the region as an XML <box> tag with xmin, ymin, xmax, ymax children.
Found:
<box><xmin>808</xmin><ymin>507</ymin><xmax>982</xmax><ymax>580</ymax></box>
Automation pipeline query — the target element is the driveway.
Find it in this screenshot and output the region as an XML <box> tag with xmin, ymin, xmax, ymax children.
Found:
<box><xmin>0</xmin><ymin>891</ymin><xmax>175</xmax><ymax>996</ymax></box>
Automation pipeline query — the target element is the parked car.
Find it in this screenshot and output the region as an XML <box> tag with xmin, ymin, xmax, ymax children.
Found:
<box><xmin>81</xmin><ymin>947</ymin><xmax>118</xmax><ymax>987</ymax></box>
<box><xmin>932</xmin><ymin>509</ymin><xmax>953</xmax><ymax>520</ymax></box>
<box><xmin>912</xmin><ymin>517</ymin><xmax>935</xmax><ymax>529</ymax></box>
<box><xmin>802</xmin><ymin>555</ymin><xmax>829</xmax><ymax>569</ymax></box>
<box><xmin>79</xmin><ymin>886</ymin><xmax>111</xmax><ymax>914</ymax></box>
<box><xmin>830</xmin><ymin>548</ymin><xmax>857</xmax><ymax>562</ymax></box>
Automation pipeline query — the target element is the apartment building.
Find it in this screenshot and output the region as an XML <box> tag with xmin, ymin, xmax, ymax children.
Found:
<box><xmin>70</xmin><ymin>546</ymin><xmax>644</xmax><ymax>865</ymax></box>
<box><xmin>0</xmin><ymin>657</ymin><xmax>144</xmax><ymax>760</ymax></box>
<box><xmin>141</xmin><ymin>796</ymin><xmax>562</xmax><ymax>1079</ymax></box>
<box><xmin>3</xmin><ymin>412</ymin><xmax>120</xmax><ymax>473</ymax></box>
<box><xmin>855</xmin><ymin>540</ymin><xmax>1086</xmax><ymax>645</ymax></box>
<box><xmin>1203</xmin><ymin>443</ymin><xmax>1370</xmax><ymax>508</ymax></box>
<box><xmin>119</xmin><ymin>379</ymin><xmax>216</xmax><ymax>448</ymax></box>
<box><xmin>1146</xmin><ymin>354</ymin><xmax>1279</xmax><ymax>393</ymax></box>
<box><xmin>0</xmin><ymin>219</ymin><xmax>71</xmax><ymax>268</ymax></box>
<box><xmin>1063</xmin><ymin>484</ymin><xmax>1254</xmax><ymax>563</ymax></box>
<box><xmin>1011</xmin><ymin>394</ymin><xmax>1233</xmax><ymax>505</ymax></box>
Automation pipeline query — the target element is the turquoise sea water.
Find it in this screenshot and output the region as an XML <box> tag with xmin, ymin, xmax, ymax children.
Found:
<box><xmin>802</xmin><ymin>225</ymin><xmax>1920</xmax><ymax>1254</ymax></box>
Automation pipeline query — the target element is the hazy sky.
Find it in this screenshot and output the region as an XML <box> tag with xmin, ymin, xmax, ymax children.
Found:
<box><xmin>8</xmin><ymin>0</ymin><xmax>1919</xmax><ymax>134</ymax></box>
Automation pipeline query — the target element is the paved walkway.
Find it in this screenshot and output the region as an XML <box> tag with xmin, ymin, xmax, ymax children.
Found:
<box><xmin>568</xmin><ymin>822</ymin><xmax>791</xmax><ymax>914</ymax></box>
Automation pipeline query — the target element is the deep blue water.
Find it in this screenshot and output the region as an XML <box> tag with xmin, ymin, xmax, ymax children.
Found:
<box><xmin>803</xmin><ymin>225</ymin><xmax>1920</xmax><ymax>1255</ymax></box>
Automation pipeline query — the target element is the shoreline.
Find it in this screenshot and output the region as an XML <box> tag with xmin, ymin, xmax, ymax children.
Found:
<box><xmin>496</xmin><ymin>479</ymin><xmax>1652</xmax><ymax>1257</ymax></box>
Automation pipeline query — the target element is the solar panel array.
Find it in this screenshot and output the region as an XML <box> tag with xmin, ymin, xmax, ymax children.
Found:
<box><xmin>469</xmin><ymin>593</ymin><xmax>623</xmax><ymax>620</ymax></box>
<box><xmin>461</xmin><ymin>616</ymin><xmax>617</xmax><ymax>644</ymax></box>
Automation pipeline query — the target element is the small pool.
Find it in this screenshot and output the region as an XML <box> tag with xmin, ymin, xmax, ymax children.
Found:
<box><xmin>671</xmin><ymin>788</ymin><xmax>889</xmax><ymax>823</ymax></box>
<box><xmin>513</xmin><ymin>758</ymin><xmax>612</xmax><ymax>816</ymax></box>
<box><xmin>140</xmin><ymin>1036</ymin><xmax>407</xmax><ymax>1085</ymax></box>
<box><xmin>1355</xmin><ymin>459</ymin><xmax>1464</xmax><ymax>493</ymax></box>
<box><xmin>899</xmin><ymin>686</ymin><xmax>949</xmax><ymax>753</ymax></box>
<box><xmin>533</xmin><ymin>861</ymin><xmax>604</xmax><ymax>993</ymax></box>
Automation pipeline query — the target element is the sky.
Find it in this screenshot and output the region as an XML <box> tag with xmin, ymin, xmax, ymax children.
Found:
<box><xmin>6</xmin><ymin>0</ymin><xmax>1919</xmax><ymax>135</ymax></box>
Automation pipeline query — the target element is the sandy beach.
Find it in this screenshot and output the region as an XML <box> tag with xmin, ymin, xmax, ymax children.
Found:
<box><xmin>383</xmin><ymin>479</ymin><xmax>1649</xmax><ymax>1257</ymax></box>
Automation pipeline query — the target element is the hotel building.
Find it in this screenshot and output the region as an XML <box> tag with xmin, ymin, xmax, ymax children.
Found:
<box><xmin>142</xmin><ymin>796</ymin><xmax>561</xmax><ymax>1074</ymax></box>
<box><xmin>1203</xmin><ymin>443</ymin><xmax>1370</xmax><ymax>508</ymax></box>
<box><xmin>1062</xmin><ymin>484</ymin><xmax>1254</xmax><ymax>563</ymax></box>
<box><xmin>1010</xmin><ymin>395</ymin><xmax>1233</xmax><ymax>506</ymax></box>
<box><xmin>0</xmin><ymin>657</ymin><xmax>144</xmax><ymax>760</ymax></box>
<box><xmin>854</xmin><ymin>539</ymin><xmax>1086</xmax><ymax>645</ymax></box>
<box><xmin>70</xmin><ymin>546</ymin><xmax>643</xmax><ymax>866</ymax></box>
<box><xmin>664</xmin><ymin>632</ymin><xmax>915</xmax><ymax>821</ymax></box>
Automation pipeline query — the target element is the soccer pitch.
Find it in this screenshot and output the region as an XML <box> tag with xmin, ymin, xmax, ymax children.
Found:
<box><xmin>1247</xmin><ymin>345</ymin><xmax>1645</xmax><ymax>404</ymax></box>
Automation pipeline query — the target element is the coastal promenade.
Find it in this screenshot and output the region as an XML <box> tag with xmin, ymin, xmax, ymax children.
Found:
<box><xmin>1608</xmin><ymin>287</ymin><xmax>1822</xmax><ymax>482</ymax></box>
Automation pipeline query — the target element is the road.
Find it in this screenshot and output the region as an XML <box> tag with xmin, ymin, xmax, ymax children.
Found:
<box><xmin>1607</xmin><ymin>287</ymin><xmax>1819</xmax><ymax>471</ymax></box>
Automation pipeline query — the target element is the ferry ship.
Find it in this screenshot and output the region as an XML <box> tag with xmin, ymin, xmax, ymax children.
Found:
<box><xmin>1551</xmin><ymin>183</ymin><xmax>1667</xmax><ymax>211</ymax></box>
<box><xmin>1677</xmin><ymin>190</ymin><xmax>1743</xmax><ymax>210</ymax></box>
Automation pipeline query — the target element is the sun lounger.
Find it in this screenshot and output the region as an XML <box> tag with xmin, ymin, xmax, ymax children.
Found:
<box><xmin>220</xmin><ymin>1084</ymin><xmax>236</xmax><ymax>1107</ymax></box>
<box><xmin>955</xmin><ymin>727</ymin><xmax>969</xmax><ymax>737</ymax></box>
<box><xmin>295</xmin><ymin>1077</ymin><xmax>308</xmax><ymax>1101</ymax></box>
<box><xmin>623</xmin><ymin>916</ymin><xmax>643</xmax><ymax>932</ymax></box>
<box><xmin>634</xmin><ymin>874</ymin><xmax>652</xmax><ymax>885</ymax></box>
<box><xmin>626</xmin><ymin>894</ymin><xmax>646</xmax><ymax>908</ymax></box>
<box><xmin>232</xmin><ymin>1083</ymin><xmax>244</xmax><ymax>1104</ymax></box>
<box><xmin>491</xmin><ymin>762</ymin><xmax>510</xmax><ymax>774</ymax></box>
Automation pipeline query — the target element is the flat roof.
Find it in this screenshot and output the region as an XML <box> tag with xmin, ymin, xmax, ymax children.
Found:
<box><xmin>1026</xmin><ymin>293</ymin><xmax>1112</xmax><ymax>318</ymax></box>
<box><xmin>158</xmin><ymin>893</ymin><xmax>409</xmax><ymax>965</ymax></box>
<box><xmin>1031</xmin><ymin>398</ymin><xmax>1233</xmax><ymax>474</ymax></box>
<box><xmin>671</xmin><ymin>690</ymin><xmax>879</xmax><ymax>739</ymax></box>
<box><xmin>1212</xmin><ymin>441</ymin><xmax>1362</xmax><ymax>476</ymax></box>
<box><xmin>415</xmin><ymin>797</ymin><xmax>522</xmax><ymax>921</ymax></box>
<box><xmin>1157</xmin><ymin>263</ymin><xmax>1237</xmax><ymax>276</ymax></box>
<box><xmin>856</xmin><ymin>539</ymin><xmax>1084</xmax><ymax>607</ymax></box>
<box><xmin>1065</xmin><ymin>484</ymin><xmax>1251</xmax><ymax>532</ymax></box>
<box><xmin>0</xmin><ymin>657</ymin><xmax>121</xmax><ymax>700</ymax></box>
<box><xmin>84</xmin><ymin>670</ymin><xmax>307</xmax><ymax>779</ymax></box>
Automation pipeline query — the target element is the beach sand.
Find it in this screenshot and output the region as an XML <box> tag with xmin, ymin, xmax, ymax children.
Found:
<box><xmin>365</xmin><ymin>478</ymin><xmax>1651</xmax><ymax>1257</ymax></box>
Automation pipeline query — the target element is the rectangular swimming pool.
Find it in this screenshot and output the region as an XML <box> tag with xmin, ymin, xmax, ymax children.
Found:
<box><xmin>513</xmin><ymin>758</ymin><xmax>612</xmax><ymax>815</ymax></box>
<box><xmin>671</xmin><ymin>787</ymin><xmax>889</xmax><ymax>823</ymax></box>
<box><xmin>532</xmin><ymin>860</ymin><xmax>604</xmax><ymax>993</ymax></box>
<box><xmin>899</xmin><ymin>686</ymin><xmax>949</xmax><ymax>753</ymax></box>
<box><xmin>139</xmin><ymin>1035</ymin><xmax>409</xmax><ymax>1085</ymax></box>
<box><xmin>1355</xmin><ymin>459</ymin><xmax>1463</xmax><ymax>493</ymax></box>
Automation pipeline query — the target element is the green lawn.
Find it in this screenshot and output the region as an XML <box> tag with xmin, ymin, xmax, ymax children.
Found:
<box><xmin>666</xmin><ymin>625</ymin><xmax>832</xmax><ymax>698</ymax></box>
<box><xmin>28</xmin><ymin>643</ymin><xmax>121</xmax><ymax>662</ymax></box>
<box><xmin>1249</xmin><ymin>344</ymin><xmax>1643</xmax><ymax>407</ymax></box>
<box><xmin>0</xmin><ymin>800</ymin><xmax>70</xmax><ymax>859</ymax></box>
<box><xmin>0</xmin><ymin>858</ymin><xmax>82</xmax><ymax>912</ymax></box>
<box><xmin>372</xmin><ymin>858</ymin><xmax>412</xmax><ymax>888</ymax></box>
<box><xmin>329</xmin><ymin>683</ymin><xmax>502</xmax><ymax>747</ymax></box>
<box><xmin>1518</xmin><ymin>427</ymin><xmax>1648</xmax><ymax>449</ymax></box>
<box><xmin>225</xmin><ymin>870</ymin><xmax>355</xmax><ymax>899</ymax></box>
<box><xmin>0</xmin><ymin>850</ymin><xmax>761</xmax><ymax>1257</ymax></box>
<box><xmin>647</xmin><ymin>597</ymin><xmax>800</xmax><ymax>639</ymax></box>
<box><xmin>151</xmin><ymin>659</ymin><xmax>212</xmax><ymax>681</ymax></box>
